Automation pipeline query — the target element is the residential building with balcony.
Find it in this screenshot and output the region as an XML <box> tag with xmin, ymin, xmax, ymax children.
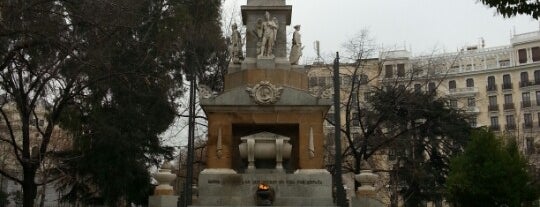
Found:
<box><xmin>307</xmin><ymin>30</ymin><xmax>540</xmax><ymax>206</ymax></box>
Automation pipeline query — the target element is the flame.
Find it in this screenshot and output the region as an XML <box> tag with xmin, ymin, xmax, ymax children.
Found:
<box><xmin>258</xmin><ymin>183</ymin><xmax>270</xmax><ymax>190</ymax></box>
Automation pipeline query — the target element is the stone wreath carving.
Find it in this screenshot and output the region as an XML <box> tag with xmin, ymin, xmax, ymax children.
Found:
<box><xmin>198</xmin><ymin>85</ymin><xmax>214</xmax><ymax>99</ymax></box>
<box><xmin>246</xmin><ymin>81</ymin><xmax>284</xmax><ymax>105</ymax></box>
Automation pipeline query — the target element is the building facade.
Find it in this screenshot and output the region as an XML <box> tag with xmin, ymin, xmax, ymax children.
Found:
<box><xmin>308</xmin><ymin>30</ymin><xmax>540</xmax><ymax>206</ymax></box>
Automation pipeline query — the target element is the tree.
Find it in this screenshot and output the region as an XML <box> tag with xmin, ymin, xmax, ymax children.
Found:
<box><xmin>0</xmin><ymin>0</ymin><xmax>225</xmax><ymax>206</ymax></box>
<box><xmin>478</xmin><ymin>0</ymin><xmax>540</xmax><ymax>19</ymax></box>
<box><xmin>446</xmin><ymin>128</ymin><xmax>539</xmax><ymax>207</ymax></box>
<box><xmin>312</xmin><ymin>29</ymin><xmax>471</xmax><ymax>206</ymax></box>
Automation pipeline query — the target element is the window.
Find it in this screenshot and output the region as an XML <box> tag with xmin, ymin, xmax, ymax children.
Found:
<box><xmin>523</xmin><ymin>92</ymin><xmax>531</xmax><ymax>107</ymax></box>
<box><xmin>341</xmin><ymin>76</ymin><xmax>351</xmax><ymax>86</ymax></box>
<box><xmin>326</xmin><ymin>132</ymin><xmax>335</xmax><ymax>145</ymax></box>
<box><xmin>352</xmin><ymin>112</ymin><xmax>359</xmax><ymax>126</ymax></box>
<box><xmin>469</xmin><ymin>117</ymin><xmax>477</xmax><ymax>128</ymax></box>
<box><xmin>448</xmin><ymin>80</ymin><xmax>456</xmax><ymax>90</ymax></box>
<box><xmin>499</xmin><ymin>59</ymin><xmax>510</xmax><ymax>67</ymax></box>
<box><xmin>397</xmin><ymin>64</ymin><xmax>405</xmax><ymax>77</ymax></box>
<box><xmin>449</xmin><ymin>99</ymin><xmax>458</xmax><ymax>108</ymax></box>
<box><xmin>364</xmin><ymin>92</ymin><xmax>371</xmax><ymax>101</ymax></box>
<box><xmin>536</xmin><ymin>91</ymin><xmax>540</xmax><ymax>106</ymax></box>
<box><xmin>489</xmin><ymin>95</ymin><xmax>498</xmax><ymax>111</ymax></box>
<box><xmin>524</xmin><ymin>113</ymin><xmax>533</xmax><ymax>128</ymax></box>
<box><xmin>489</xmin><ymin>95</ymin><xmax>498</xmax><ymax>105</ymax></box>
<box><xmin>502</xmin><ymin>74</ymin><xmax>512</xmax><ymax>89</ymax></box>
<box><xmin>428</xmin><ymin>82</ymin><xmax>436</xmax><ymax>93</ymax></box>
<box><xmin>504</xmin><ymin>94</ymin><xmax>513</xmax><ymax>104</ymax></box>
<box><xmin>520</xmin><ymin>72</ymin><xmax>529</xmax><ymax>87</ymax></box>
<box><xmin>487</xmin><ymin>76</ymin><xmax>496</xmax><ymax>91</ymax></box>
<box><xmin>518</xmin><ymin>48</ymin><xmax>527</xmax><ymax>64</ymax></box>
<box><xmin>467</xmin><ymin>97</ymin><xmax>476</xmax><ymax>107</ymax></box>
<box><xmin>504</xmin><ymin>94</ymin><xmax>514</xmax><ymax>110</ymax></box>
<box><xmin>506</xmin><ymin>115</ymin><xmax>516</xmax><ymax>129</ymax></box>
<box><xmin>491</xmin><ymin>116</ymin><xmax>499</xmax><ymax>127</ymax></box>
<box><xmin>359</xmin><ymin>74</ymin><xmax>368</xmax><ymax>85</ymax></box>
<box><xmin>535</xmin><ymin>70</ymin><xmax>540</xmax><ymax>84</ymax></box>
<box><xmin>466</xmin><ymin>78</ymin><xmax>474</xmax><ymax>87</ymax></box>
<box><xmin>385</xmin><ymin>65</ymin><xmax>393</xmax><ymax>78</ymax></box>
<box><xmin>532</xmin><ymin>47</ymin><xmax>540</xmax><ymax>62</ymax></box>
<box><xmin>398</xmin><ymin>84</ymin><xmax>406</xmax><ymax>91</ymax></box>
<box><xmin>526</xmin><ymin>137</ymin><xmax>535</xmax><ymax>154</ymax></box>
<box><xmin>414</xmin><ymin>84</ymin><xmax>422</xmax><ymax>93</ymax></box>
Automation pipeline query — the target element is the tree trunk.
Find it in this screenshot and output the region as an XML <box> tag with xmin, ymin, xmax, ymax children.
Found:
<box><xmin>22</xmin><ymin>166</ymin><xmax>37</xmax><ymax>207</ymax></box>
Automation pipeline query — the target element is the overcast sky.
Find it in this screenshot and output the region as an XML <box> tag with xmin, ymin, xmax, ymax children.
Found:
<box><xmin>223</xmin><ymin>0</ymin><xmax>540</xmax><ymax>64</ymax></box>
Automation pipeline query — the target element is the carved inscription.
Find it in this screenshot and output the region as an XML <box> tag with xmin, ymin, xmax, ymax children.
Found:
<box><xmin>207</xmin><ymin>178</ymin><xmax>323</xmax><ymax>185</ymax></box>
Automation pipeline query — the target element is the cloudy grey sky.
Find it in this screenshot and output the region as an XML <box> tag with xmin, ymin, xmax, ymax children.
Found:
<box><xmin>223</xmin><ymin>0</ymin><xmax>539</xmax><ymax>64</ymax></box>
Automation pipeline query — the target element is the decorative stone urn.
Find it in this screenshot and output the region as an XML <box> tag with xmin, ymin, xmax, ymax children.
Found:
<box><xmin>152</xmin><ymin>162</ymin><xmax>177</xmax><ymax>195</ymax></box>
<box><xmin>239</xmin><ymin>132</ymin><xmax>292</xmax><ymax>170</ymax></box>
<box><xmin>355</xmin><ymin>169</ymin><xmax>378</xmax><ymax>197</ymax></box>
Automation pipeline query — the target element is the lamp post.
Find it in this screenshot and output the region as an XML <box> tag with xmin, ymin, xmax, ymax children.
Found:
<box><xmin>333</xmin><ymin>52</ymin><xmax>347</xmax><ymax>207</ymax></box>
<box><xmin>180</xmin><ymin>74</ymin><xmax>196</xmax><ymax>207</ymax></box>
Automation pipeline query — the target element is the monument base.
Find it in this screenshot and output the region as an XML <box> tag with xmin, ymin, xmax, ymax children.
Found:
<box><xmin>350</xmin><ymin>197</ymin><xmax>384</xmax><ymax>207</ymax></box>
<box><xmin>194</xmin><ymin>169</ymin><xmax>335</xmax><ymax>206</ymax></box>
<box><xmin>148</xmin><ymin>195</ymin><xmax>178</xmax><ymax>207</ymax></box>
<box><xmin>256</xmin><ymin>56</ymin><xmax>276</xmax><ymax>69</ymax></box>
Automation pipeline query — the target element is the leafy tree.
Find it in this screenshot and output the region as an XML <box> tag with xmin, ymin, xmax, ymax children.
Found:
<box><xmin>53</xmin><ymin>0</ymin><xmax>225</xmax><ymax>206</ymax></box>
<box><xmin>446</xmin><ymin>128</ymin><xmax>539</xmax><ymax>207</ymax></box>
<box><xmin>478</xmin><ymin>0</ymin><xmax>540</xmax><ymax>19</ymax></box>
<box><xmin>0</xmin><ymin>0</ymin><xmax>225</xmax><ymax>206</ymax></box>
<box><xmin>0</xmin><ymin>190</ymin><xmax>8</xmax><ymax>207</ymax></box>
<box><xmin>316</xmin><ymin>30</ymin><xmax>470</xmax><ymax>206</ymax></box>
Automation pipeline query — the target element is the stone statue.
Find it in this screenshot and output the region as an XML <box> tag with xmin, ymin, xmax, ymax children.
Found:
<box><xmin>252</xmin><ymin>18</ymin><xmax>264</xmax><ymax>55</ymax></box>
<box><xmin>289</xmin><ymin>25</ymin><xmax>303</xmax><ymax>65</ymax></box>
<box><xmin>259</xmin><ymin>11</ymin><xmax>278</xmax><ymax>58</ymax></box>
<box><xmin>230</xmin><ymin>23</ymin><xmax>243</xmax><ymax>64</ymax></box>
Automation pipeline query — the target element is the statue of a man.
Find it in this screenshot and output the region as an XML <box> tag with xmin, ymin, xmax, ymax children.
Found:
<box><xmin>259</xmin><ymin>11</ymin><xmax>278</xmax><ymax>58</ymax></box>
<box><xmin>230</xmin><ymin>23</ymin><xmax>243</xmax><ymax>64</ymax></box>
<box><xmin>289</xmin><ymin>25</ymin><xmax>303</xmax><ymax>65</ymax></box>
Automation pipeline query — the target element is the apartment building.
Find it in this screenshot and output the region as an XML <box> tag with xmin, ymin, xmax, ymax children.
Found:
<box><xmin>0</xmin><ymin>101</ymin><xmax>71</xmax><ymax>206</ymax></box>
<box><xmin>307</xmin><ymin>30</ymin><xmax>540</xmax><ymax>205</ymax></box>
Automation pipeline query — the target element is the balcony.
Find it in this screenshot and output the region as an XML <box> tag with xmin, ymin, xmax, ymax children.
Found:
<box><xmin>524</xmin><ymin>122</ymin><xmax>533</xmax><ymax>129</ymax></box>
<box><xmin>490</xmin><ymin>125</ymin><xmax>500</xmax><ymax>131</ymax></box>
<box><xmin>505</xmin><ymin>124</ymin><xmax>517</xmax><ymax>130</ymax></box>
<box><xmin>522</xmin><ymin>100</ymin><xmax>532</xmax><ymax>108</ymax></box>
<box><xmin>448</xmin><ymin>87</ymin><xmax>479</xmax><ymax>97</ymax></box>
<box><xmin>520</xmin><ymin>81</ymin><xmax>533</xmax><ymax>88</ymax></box>
<box><xmin>503</xmin><ymin>103</ymin><xmax>515</xmax><ymax>110</ymax></box>
<box><xmin>486</xmin><ymin>85</ymin><xmax>497</xmax><ymax>92</ymax></box>
<box><xmin>465</xmin><ymin>106</ymin><xmax>480</xmax><ymax>114</ymax></box>
<box><xmin>501</xmin><ymin>83</ymin><xmax>513</xmax><ymax>90</ymax></box>
<box><xmin>488</xmin><ymin>104</ymin><xmax>499</xmax><ymax>111</ymax></box>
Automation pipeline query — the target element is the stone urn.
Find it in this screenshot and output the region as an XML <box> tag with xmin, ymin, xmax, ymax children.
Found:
<box><xmin>239</xmin><ymin>132</ymin><xmax>292</xmax><ymax>170</ymax></box>
<box><xmin>354</xmin><ymin>169</ymin><xmax>378</xmax><ymax>197</ymax></box>
<box><xmin>152</xmin><ymin>162</ymin><xmax>177</xmax><ymax>195</ymax></box>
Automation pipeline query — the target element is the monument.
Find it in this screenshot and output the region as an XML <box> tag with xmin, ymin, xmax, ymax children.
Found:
<box><xmin>196</xmin><ymin>0</ymin><xmax>333</xmax><ymax>206</ymax></box>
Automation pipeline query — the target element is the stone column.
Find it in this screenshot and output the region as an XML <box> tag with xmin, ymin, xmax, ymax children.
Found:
<box><xmin>350</xmin><ymin>165</ymin><xmax>384</xmax><ymax>207</ymax></box>
<box><xmin>149</xmin><ymin>163</ymin><xmax>178</xmax><ymax>207</ymax></box>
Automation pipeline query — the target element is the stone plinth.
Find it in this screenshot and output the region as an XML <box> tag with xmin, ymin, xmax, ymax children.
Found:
<box><xmin>349</xmin><ymin>197</ymin><xmax>384</xmax><ymax>207</ymax></box>
<box><xmin>240</xmin><ymin>0</ymin><xmax>291</xmax><ymax>63</ymax></box>
<box><xmin>149</xmin><ymin>195</ymin><xmax>178</xmax><ymax>207</ymax></box>
<box><xmin>195</xmin><ymin>169</ymin><xmax>334</xmax><ymax>206</ymax></box>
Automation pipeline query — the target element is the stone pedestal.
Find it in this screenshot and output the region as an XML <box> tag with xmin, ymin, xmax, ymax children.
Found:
<box><xmin>196</xmin><ymin>169</ymin><xmax>334</xmax><ymax>206</ymax></box>
<box><xmin>149</xmin><ymin>195</ymin><xmax>178</xmax><ymax>207</ymax></box>
<box><xmin>256</xmin><ymin>57</ymin><xmax>276</xmax><ymax>69</ymax></box>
